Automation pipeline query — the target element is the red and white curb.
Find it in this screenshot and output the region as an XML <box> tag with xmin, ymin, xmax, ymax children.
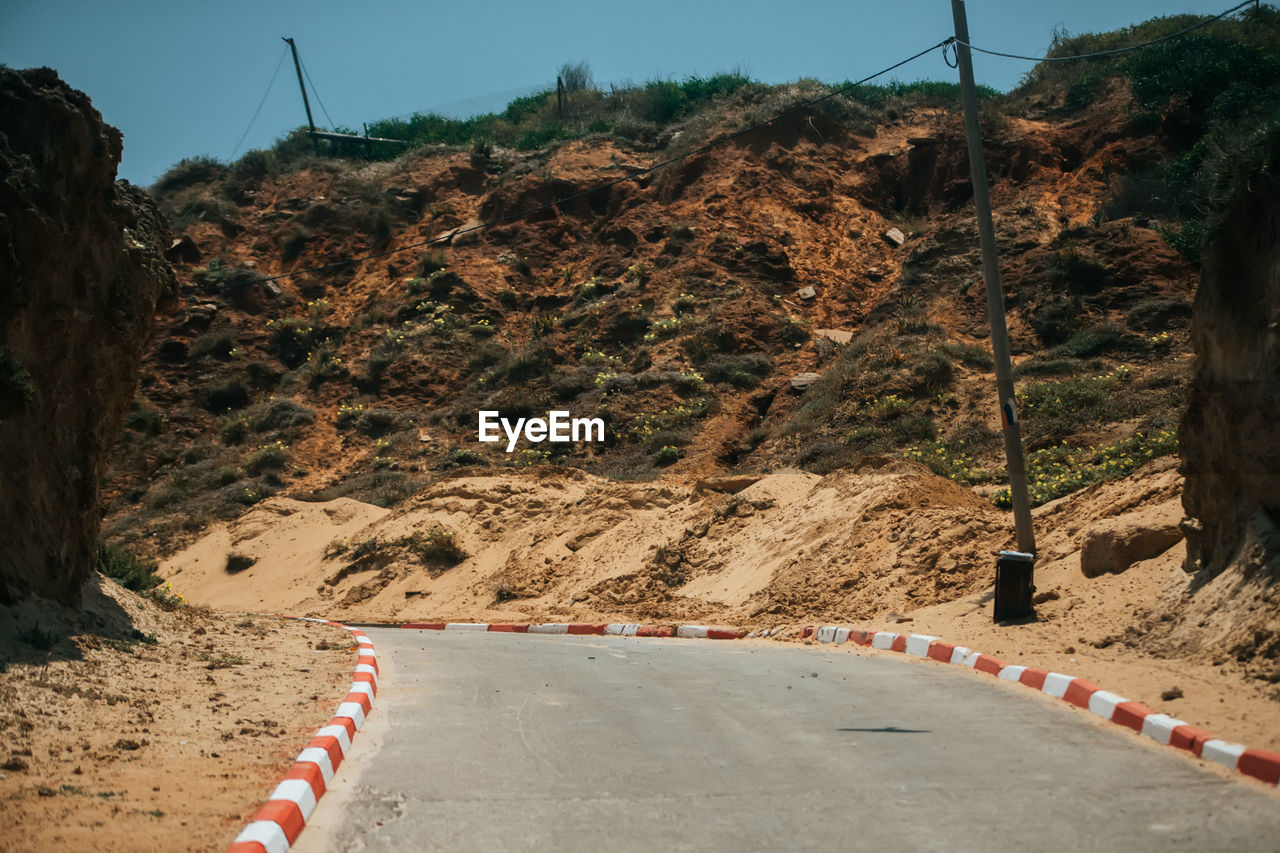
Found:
<box><xmin>383</xmin><ymin>621</ymin><xmax>748</xmax><ymax>640</ymax></box>
<box><xmin>228</xmin><ymin>618</ymin><xmax>378</xmax><ymax>853</ymax></box>
<box><xmin>800</xmin><ymin>625</ymin><xmax>1280</xmax><ymax>788</ymax></box>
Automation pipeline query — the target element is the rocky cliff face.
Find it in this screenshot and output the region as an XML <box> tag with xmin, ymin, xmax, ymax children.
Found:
<box><xmin>0</xmin><ymin>68</ymin><xmax>176</xmax><ymax>604</ymax></box>
<box><xmin>1178</xmin><ymin>122</ymin><xmax>1280</xmax><ymax>664</ymax></box>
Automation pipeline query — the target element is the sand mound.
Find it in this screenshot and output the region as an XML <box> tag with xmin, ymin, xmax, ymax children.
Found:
<box><xmin>162</xmin><ymin>461</ymin><xmax>1011</xmax><ymax>625</ymax></box>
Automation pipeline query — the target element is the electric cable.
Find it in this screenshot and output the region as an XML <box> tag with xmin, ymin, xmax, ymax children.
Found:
<box><xmin>230</xmin><ymin>46</ymin><xmax>289</xmax><ymax>161</ymax></box>
<box><xmin>258</xmin><ymin>37</ymin><xmax>955</xmax><ymax>283</ymax></box>
<box><xmin>299</xmin><ymin>53</ymin><xmax>337</xmax><ymax>129</ymax></box>
<box><xmin>957</xmin><ymin>0</ymin><xmax>1256</xmax><ymax>64</ymax></box>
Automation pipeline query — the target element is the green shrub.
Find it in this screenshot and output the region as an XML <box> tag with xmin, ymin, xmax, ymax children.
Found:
<box><xmin>408</xmin><ymin>528</ymin><xmax>467</xmax><ymax>566</ymax></box>
<box><xmin>152</xmin><ymin>155</ymin><xmax>224</xmax><ymax>196</ymax></box>
<box><xmin>244</xmin><ymin>440</ymin><xmax>289</xmax><ymax>475</ymax></box>
<box><xmin>1051</xmin><ymin>325</ymin><xmax>1127</xmax><ymax>358</ymax></box>
<box><xmin>910</xmin><ymin>350</ymin><xmax>953</xmax><ymax>391</ymax></box>
<box><xmin>441</xmin><ymin>447</ymin><xmax>486</xmax><ymax>468</ymax></box>
<box><xmin>124</xmin><ymin>410</ymin><xmax>164</xmax><ymax>436</ymax></box>
<box><xmin>780</xmin><ymin>317</ymin><xmax>809</xmax><ymax>346</ymax></box>
<box><xmin>992</xmin><ymin>429</ymin><xmax>1178</xmax><ymax>508</ymax></box>
<box><xmin>97</xmin><ymin>542</ymin><xmax>163</xmax><ymax>592</ymax></box>
<box><xmin>220</xmin><ymin>413</ymin><xmax>250</xmax><ymax>445</ymax></box>
<box><xmin>280</xmin><ymin>226</ymin><xmax>311</xmax><ymax>262</ymax></box>
<box><xmin>202</xmin><ymin>378</ymin><xmax>250</xmax><ymax>412</ymax></box>
<box><xmin>655</xmin><ymin>445</ymin><xmax>682</xmax><ymax>466</ymax></box>
<box><xmin>190</xmin><ymin>332</ymin><xmax>237</xmax><ymax>361</ymax></box>
<box><xmin>1018</xmin><ymin>365</ymin><xmax>1132</xmax><ymax>419</ymax></box>
<box><xmin>702</xmin><ymin>353</ymin><xmax>772</xmax><ymax>387</ymax></box>
<box><xmin>939</xmin><ymin>342</ymin><xmax>991</xmax><ymax>370</ymax></box>
<box><xmin>251</xmin><ymin>399</ymin><xmax>317</xmax><ymax>432</ymax></box>
<box><xmin>266</xmin><ymin>318</ymin><xmax>319</xmax><ymax>369</ymax></box>
<box><xmin>1159</xmin><ymin>221</ymin><xmax>1206</xmax><ymax>265</ymax></box>
<box><xmin>1046</xmin><ymin>247</ymin><xmax>1108</xmax><ymax>292</ymax></box>
<box><xmin>902</xmin><ymin>440</ymin><xmax>997</xmax><ymax>485</ymax></box>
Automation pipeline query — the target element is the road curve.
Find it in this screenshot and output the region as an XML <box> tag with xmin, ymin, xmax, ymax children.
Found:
<box><xmin>292</xmin><ymin>629</ymin><xmax>1280</xmax><ymax>852</ymax></box>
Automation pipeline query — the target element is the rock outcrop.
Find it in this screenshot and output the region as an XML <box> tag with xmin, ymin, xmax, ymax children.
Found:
<box><xmin>1177</xmin><ymin>120</ymin><xmax>1280</xmax><ymax>666</ymax></box>
<box><xmin>1181</xmin><ymin>123</ymin><xmax>1280</xmax><ymax>581</ymax></box>
<box><xmin>1079</xmin><ymin>498</ymin><xmax>1183</xmax><ymax>578</ymax></box>
<box><xmin>0</xmin><ymin>68</ymin><xmax>176</xmax><ymax>604</ymax></box>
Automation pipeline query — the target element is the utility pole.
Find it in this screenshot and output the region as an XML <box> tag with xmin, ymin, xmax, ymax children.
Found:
<box><xmin>283</xmin><ymin>37</ymin><xmax>319</xmax><ymax>152</ymax></box>
<box><xmin>950</xmin><ymin>0</ymin><xmax>1037</xmax><ymax>616</ymax></box>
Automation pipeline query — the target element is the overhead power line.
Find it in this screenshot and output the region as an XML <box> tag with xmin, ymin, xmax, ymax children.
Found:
<box><xmin>299</xmin><ymin>53</ymin><xmax>337</xmax><ymax>129</ymax></box>
<box><xmin>952</xmin><ymin>0</ymin><xmax>1256</xmax><ymax>64</ymax></box>
<box><xmin>258</xmin><ymin>37</ymin><xmax>954</xmax><ymax>283</ymax></box>
<box><xmin>229</xmin><ymin>46</ymin><xmax>289</xmax><ymax>161</ymax></box>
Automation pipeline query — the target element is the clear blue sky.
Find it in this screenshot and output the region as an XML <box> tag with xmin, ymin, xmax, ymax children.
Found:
<box><xmin>1</xmin><ymin>1</ymin><xmax>1244</xmax><ymax>187</ymax></box>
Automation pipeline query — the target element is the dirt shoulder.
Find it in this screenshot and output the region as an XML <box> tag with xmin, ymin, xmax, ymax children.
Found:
<box><xmin>0</xmin><ymin>577</ymin><xmax>355</xmax><ymax>852</ymax></box>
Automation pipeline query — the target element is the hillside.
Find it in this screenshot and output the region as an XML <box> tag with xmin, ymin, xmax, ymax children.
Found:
<box><xmin>104</xmin><ymin>74</ymin><xmax>1211</xmax><ymax>557</ymax></box>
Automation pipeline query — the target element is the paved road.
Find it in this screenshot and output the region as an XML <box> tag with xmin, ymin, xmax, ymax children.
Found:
<box><xmin>294</xmin><ymin>630</ymin><xmax>1280</xmax><ymax>852</ymax></box>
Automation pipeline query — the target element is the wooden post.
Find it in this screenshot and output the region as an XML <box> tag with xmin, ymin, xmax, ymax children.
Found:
<box><xmin>557</xmin><ymin>75</ymin><xmax>564</xmax><ymax>118</ymax></box>
<box><xmin>950</xmin><ymin>2</ymin><xmax>1037</xmax><ymax>565</ymax></box>
<box><xmin>283</xmin><ymin>37</ymin><xmax>319</xmax><ymax>153</ymax></box>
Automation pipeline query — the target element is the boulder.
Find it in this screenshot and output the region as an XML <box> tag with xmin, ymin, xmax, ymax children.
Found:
<box><xmin>1080</xmin><ymin>499</ymin><xmax>1185</xmax><ymax>578</ymax></box>
<box><xmin>164</xmin><ymin>234</ymin><xmax>201</xmax><ymax>264</ymax></box>
<box><xmin>883</xmin><ymin>227</ymin><xmax>907</xmax><ymax>247</ymax></box>
<box><xmin>693</xmin><ymin>475</ymin><xmax>763</xmax><ymax>495</ymax></box>
<box><xmin>815</xmin><ymin>328</ymin><xmax>853</xmax><ymax>345</ymax></box>
<box><xmin>790</xmin><ymin>372</ymin><xmax>821</xmax><ymax>391</ymax></box>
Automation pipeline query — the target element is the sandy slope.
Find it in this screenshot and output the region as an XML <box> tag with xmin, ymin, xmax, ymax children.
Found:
<box><xmin>162</xmin><ymin>457</ymin><xmax>1280</xmax><ymax>753</ymax></box>
<box><xmin>0</xmin><ymin>577</ymin><xmax>356</xmax><ymax>852</ymax></box>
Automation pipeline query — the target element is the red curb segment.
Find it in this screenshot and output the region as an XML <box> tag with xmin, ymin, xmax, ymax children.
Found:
<box><xmin>228</xmin><ymin>618</ymin><xmax>377</xmax><ymax>852</ymax></box>
<box><xmin>1171</xmin><ymin>724</ymin><xmax>1215</xmax><ymax>757</ymax></box>
<box><xmin>251</xmin><ymin>799</ymin><xmax>305</xmax><ymax>844</ymax></box>
<box><xmin>329</xmin><ymin>716</ymin><xmax>357</xmax><ymax>742</ymax></box>
<box><xmin>1018</xmin><ymin>668</ymin><xmax>1049</xmax><ymax>691</ymax></box>
<box><xmin>1240</xmin><ymin>749</ymin><xmax>1280</xmax><ymax>785</ymax></box>
<box><xmin>344</xmin><ymin>691</ymin><xmax>373</xmax><ymax>714</ymax></box>
<box><xmin>308</xmin><ymin>735</ymin><xmax>344</xmax><ymax>770</ymax></box>
<box><xmin>1113</xmin><ymin>701</ymin><xmax>1154</xmax><ymax>733</ymax></box>
<box><xmin>927</xmin><ymin>641</ymin><xmax>958</xmax><ymax>663</ymax></box>
<box><xmin>972</xmin><ymin>655</ymin><xmax>1005</xmax><ymax>676</ymax></box>
<box><xmin>567</xmin><ymin>624</ymin><xmax>607</xmax><ymax>635</ymax></box>
<box><xmin>801</xmin><ymin>624</ymin><xmax>1276</xmax><ymax>790</ymax></box>
<box><xmin>283</xmin><ymin>762</ymin><xmax>326</xmax><ymax>801</ymax></box>
<box><xmin>1062</xmin><ymin>678</ymin><xmax>1102</xmax><ymax>709</ymax></box>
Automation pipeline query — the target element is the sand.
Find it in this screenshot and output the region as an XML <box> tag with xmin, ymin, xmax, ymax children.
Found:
<box><xmin>0</xmin><ymin>577</ymin><xmax>356</xmax><ymax>852</ymax></box>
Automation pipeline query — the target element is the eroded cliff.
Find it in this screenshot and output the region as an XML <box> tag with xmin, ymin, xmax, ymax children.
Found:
<box><xmin>0</xmin><ymin>68</ymin><xmax>176</xmax><ymax>604</ymax></box>
<box><xmin>1178</xmin><ymin>119</ymin><xmax>1280</xmax><ymax>666</ymax></box>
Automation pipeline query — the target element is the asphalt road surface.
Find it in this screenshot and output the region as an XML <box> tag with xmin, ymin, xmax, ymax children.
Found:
<box><xmin>293</xmin><ymin>629</ymin><xmax>1280</xmax><ymax>852</ymax></box>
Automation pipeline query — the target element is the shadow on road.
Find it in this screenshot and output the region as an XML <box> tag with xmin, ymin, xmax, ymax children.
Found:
<box><xmin>836</xmin><ymin>726</ymin><xmax>931</xmax><ymax>733</ymax></box>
